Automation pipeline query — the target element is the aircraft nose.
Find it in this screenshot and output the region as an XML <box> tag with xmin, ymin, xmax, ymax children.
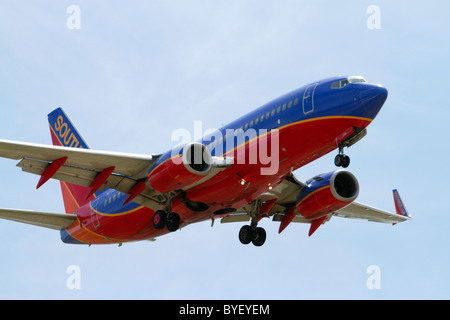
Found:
<box><xmin>359</xmin><ymin>85</ymin><xmax>388</xmax><ymax>119</ymax></box>
<box><xmin>360</xmin><ymin>85</ymin><xmax>388</xmax><ymax>102</ymax></box>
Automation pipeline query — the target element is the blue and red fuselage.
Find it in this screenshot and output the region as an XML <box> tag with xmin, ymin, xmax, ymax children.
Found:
<box><xmin>57</xmin><ymin>76</ymin><xmax>388</xmax><ymax>244</ymax></box>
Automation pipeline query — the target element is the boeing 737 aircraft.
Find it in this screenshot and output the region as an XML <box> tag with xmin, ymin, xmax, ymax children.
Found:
<box><xmin>0</xmin><ymin>76</ymin><xmax>411</xmax><ymax>246</ymax></box>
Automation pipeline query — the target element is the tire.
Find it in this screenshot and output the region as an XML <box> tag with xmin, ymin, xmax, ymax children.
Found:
<box><xmin>152</xmin><ymin>210</ymin><xmax>167</xmax><ymax>229</ymax></box>
<box><xmin>238</xmin><ymin>225</ymin><xmax>253</xmax><ymax>245</ymax></box>
<box><xmin>334</xmin><ymin>154</ymin><xmax>343</xmax><ymax>167</ymax></box>
<box><xmin>166</xmin><ymin>212</ymin><xmax>181</xmax><ymax>232</ymax></box>
<box><xmin>342</xmin><ymin>155</ymin><xmax>350</xmax><ymax>168</ymax></box>
<box><xmin>252</xmin><ymin>227</ymin><xmax>266</xmax><ymax>247</ymax></box>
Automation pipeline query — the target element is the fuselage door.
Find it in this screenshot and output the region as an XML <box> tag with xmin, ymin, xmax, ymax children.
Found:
<box><xmin>303</xmin><ymin>83</ymin><xmax>318</xmax><ymax>115</ymax></box>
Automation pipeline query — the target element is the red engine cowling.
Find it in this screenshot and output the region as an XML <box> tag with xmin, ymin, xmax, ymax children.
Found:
<box><xmin>296</xmin><ymin>170</ymin><xmax>359</xmax><ymax>219</ymax></box>
<box><xmin>148</xmin><ymin>142</ymin><xmax>213</xmax><ymax>193</ymax></box>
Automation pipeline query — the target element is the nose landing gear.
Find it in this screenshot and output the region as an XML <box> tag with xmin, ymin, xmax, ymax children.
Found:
<box><xmin>334</xmin><ymin>127</ymin><xmax>368</xmax><ymax>168</ymax></box>
<box><xmin>334</xmin><ymin>145</ymin><xmax>350</xmax><ymax>168</ymax></box>
<box><xmin>334</xmin><ymin>153</ymin><xmax>350</xmax><ymax>168</ymax></box>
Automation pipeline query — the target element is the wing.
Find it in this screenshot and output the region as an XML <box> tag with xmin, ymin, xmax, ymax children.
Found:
<box><xmin>334</xmin><ymin>189</ymin><xmax>411</xmax><ymax>224</ymax></box>
<box><xmin>0</xmin><ymin>138</ymin><xmax>162</xmax><ymax>208</ymax></box>
<box><xmin>221</xmin><ymin>173</ymin><xmax>310</xmax><ymax>224</ymax></box>
<box><xmin>221</xmin><ymin>173</ymin><xmax>411</xmax><ymax>228</ymax></box>
<box><xmin>0</xmin><ymin>139</ymin><xmax>230</xmax><ymax>211</ymax></box>
<box><xmin>0</xmin><ymin>208</ymin><xmax>76</xmax><ymax>230</ymax></box>
<box><xmin>334</xmin><ymin>202</ymin><xmax>409</xmax><ymax>223</ymax></box>
<box><xmin>0</xmin><ymin>139</ymin><xmax>155</xmax><ymax>177</ymax></box>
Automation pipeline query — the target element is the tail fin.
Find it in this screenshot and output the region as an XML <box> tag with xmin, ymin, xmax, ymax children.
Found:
<box><xmin>48</xmin><ymin>108</ymin><xmax>92</xmax><ymax>213</ymax></box>
<box><xmin>48</xmin><ymin>107</ymin><xmax>90</xmax><ymax>149</ymax></box>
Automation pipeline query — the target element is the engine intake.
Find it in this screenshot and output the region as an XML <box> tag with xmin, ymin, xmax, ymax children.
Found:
<box><xmin>148</xmin><ymin>142</ymin><xmax>212</xmax><ymax>193</ymax></box>
<box><xmin>181</xmin><ymin>142</ymin><xmax>212</xmax><ymax>174</ymax></box>
<box><xmin>330</xmin><ymin>170</ymin><xmax>359</xmax><ymax>201</ymax></box>
<box><xmin>296</xmin><ymin>170</ymin><xmax>359</xmax><ymax>219</ymax></box>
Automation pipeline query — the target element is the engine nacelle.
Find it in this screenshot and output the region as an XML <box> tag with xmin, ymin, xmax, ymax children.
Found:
<box><xmin>148</xmin><ymin>142</ymin><xmax>213</xmax><ymax>193</ymax></box>
<box><xmin>296</xmin><ymin>170</ymin><xmax>359</xmax><ymax>219</ymax></box>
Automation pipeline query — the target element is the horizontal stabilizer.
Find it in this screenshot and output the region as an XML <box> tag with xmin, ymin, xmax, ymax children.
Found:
<box><xmin>0</xmin><ymin>208</ymin><xmax>76</xmax><ymax>230</ymax></box>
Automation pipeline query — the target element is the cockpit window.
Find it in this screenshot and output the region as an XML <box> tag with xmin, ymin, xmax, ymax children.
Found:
<box><xmin>348</xmin><ymin>76</ymin><xmax>367</xmax><ymax>83</ymax></box>
<box><xmin>331</xmin><ymin>76</ymin><xmax>367</xmax><ymax>89</ymax></box>
<box><xmin>331</xmin><ymin>79</ymin><xmax>350</xmax><ymax>89</ymax></box>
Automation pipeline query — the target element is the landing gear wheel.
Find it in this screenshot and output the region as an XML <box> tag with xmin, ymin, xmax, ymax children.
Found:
<box><xmin>239</xmin><ymin>225</ymin><xmax>267</xmax><ymax>246</ymax></box>
<box><xmin>252</xmin><ymin>227</ymin><xmax>266</xmax><ymax>247</ymax></box>
<box><xmin>342</xmin><ymin>155</ymin><xmax>350</xmax><ymax>168</ymax></box>
<box><xmin>166</xmin><ymin>212</ymin><xmax>181</xmax><ymax>232</ymax></box>
<box><xmin>152</xmin><ymin>210</ymin><xmax>167</xmax><ymax>229</ymax></box>
<box><xmin>334</xmin><ymin>154</ymin><xmax>350</xmax><ymax>168</ymax></box>
<box><xmin>238</xmin><ymin>225</ymin><xmax>253</xmax><ymax>245</ymax></box>
<box><xmin>334</xmin><ymin>154</ymin><xmax>343</xmax><ymax>167</ymax></box>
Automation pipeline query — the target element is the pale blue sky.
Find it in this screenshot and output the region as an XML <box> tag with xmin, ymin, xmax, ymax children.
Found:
<box><xmin>0</xmin><ymin>1</ymin><xmax>449</xmax><ymax>299</ymax></box>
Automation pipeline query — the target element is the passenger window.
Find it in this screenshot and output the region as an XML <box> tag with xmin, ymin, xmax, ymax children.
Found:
<box><xmin>288</xmin><ymin>101</ymin><xmax>293</xmax><ymax>108</ymax></box>
<box><xmin>265</xmin><ymin>112</ymin><xmax>269</xmax><ymax>119</ymax></box>
<box><xmin>282</xmin><ymin>103</ymin><xmax>287</xmax><ymax>111</ymax></box>
<box><xmin>271</xmin><ymin>109</ymin><xmax>275</xmax><ymax>116</ymax></box>
<box><xmin>277</xmin><ymin>106</ymin><xmax>281</xmax><ymax>113</ymax></box>
<box><xmin>294</xmin><ymin>98</ymin><xmax>298</xmax><ymax>106</ymax></box>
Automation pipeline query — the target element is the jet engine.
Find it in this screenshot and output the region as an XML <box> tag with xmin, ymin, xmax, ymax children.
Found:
<box><xmin>296</xmin><ymin>170</ymin><xmax>359</xmax><ymax>219</ymax></box>
<box><xmin>148</xmin><ymin>142</ymin><xmax>213</xmax><ymax>193</ymax></box>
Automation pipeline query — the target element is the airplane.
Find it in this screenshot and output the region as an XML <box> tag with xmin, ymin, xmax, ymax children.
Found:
<box><xmin>0</xmin><ymin>75</ymin><xmax>411</xmax><ymax>247</ymax></box>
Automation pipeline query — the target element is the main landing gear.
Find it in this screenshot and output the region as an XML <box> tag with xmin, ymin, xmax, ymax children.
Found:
<box><xmin>152</xmin><ymin>210</ymin><xmax>181</xmax><ymax>232</ymax></box>
<box><xmin>238</xmin><ymin>199</ymin><xmax>267</xmax><ymax>247</ymax></box>
<box><xmin>239</xmin><ymin>225</ymin><xmax>266</xmax><ymax>247</ymax></box>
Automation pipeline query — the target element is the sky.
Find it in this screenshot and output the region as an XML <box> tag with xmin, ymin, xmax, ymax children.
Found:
<box><xmin>0</xmin><ymin>0</ymin><xmax>449</xmax><ymax>299</ymax></box>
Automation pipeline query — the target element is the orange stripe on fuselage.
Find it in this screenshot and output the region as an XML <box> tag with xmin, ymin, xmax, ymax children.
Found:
<box><xmin>65</xmin><ymin>218</ymin><xmax>118</xmax><ymax>244</ymax></box>
<box><xmin>148</xmin><ymin>115</ymin><xmax>372</xmax><ymax>175</ymax></box>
